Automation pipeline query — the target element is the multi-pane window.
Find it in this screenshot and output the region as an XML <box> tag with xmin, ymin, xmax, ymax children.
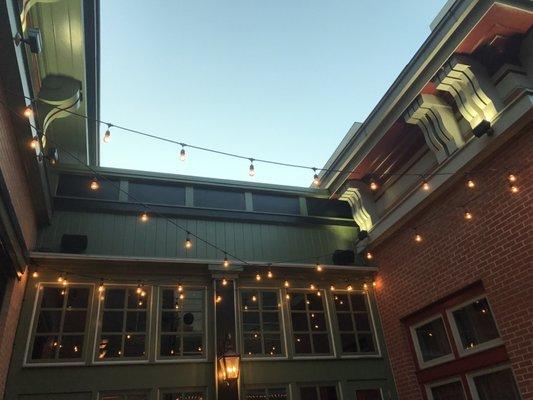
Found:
<box><xmin>288</xmin><ymin>291</ymin><xmax>331</xmax><ymax>355</ymax></box>
<box><xmin>449</xmin><ymin>298</ymin><xmax>500</xmax><ymax>352</ymax></box>
<box><xmin>332</xmin><ymin>292</ymin><xmax>376</xmax><ymax>354</ymax></box>
<box><xmin>412</xmin><ymin>317</ymin><xmax>452</xmax><ymax>365</ymax></box>
<box><xmin>469</xmin><ymin>367</ymin><xmax>521</xmax><ymax>400</ymax></box>
<box><xmin>355</xmin><ymin>389</ymin><xmax>383</xmax><ymax>400</ymax></box>
<box><xmin>240</xmin><ymin>290</ymin><xmax>283</xmax><ymax>357</ymax></box>
<box><xmin>30</xmin><ymin>285</ymin><xmax>90</xmax><ymax>362</ymax></box>
<box><xmin>299</xmin><ymin>385</ymin><xmax>338</xmax><ymax>400</ymax></box>
<box><xmin>97</xmin><ymin>287</ymin><xmax>149</xmax><ymax>360</ymax></box>
<box><xmin>159</xmin><ymin>288</ymin><xmax>205</xmax><ymax>358</ymax></box>
<box><xmin>161</xmin><ymin>390</ymin><xmax>205</xmax><ymax>400</ymax></box>
<box><xmin>244</xmin><ymin>387</ymin><xmax>288</xmax><ymax>400</ymax></box>
<box><xmin>427</xmin><ymin>380</ymin><xmax>466</xmax><ymax>400</ymax></box>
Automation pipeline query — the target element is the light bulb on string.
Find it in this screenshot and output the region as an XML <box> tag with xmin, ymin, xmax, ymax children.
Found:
<box><xmin>284</xmin><ymin>280</ymin><xmax>290</xmax><ymax>288</ymax></box>
<box><xmin>464</xmin><ymin>209</ymin><xmax>473</xmax><ymax>220</ymax></box>
<box><xmin>177</xmin><ymin>283</ymin><xmax>183</xmax><ymax>293</ymax></box>
<box><xmin>136</xmin><ymin>282</ymin><xmax>143</xmax><ymax>295</ymax></box>
<box><xmin>510</xmin><ymin>184</ymin><xmax>519</xmax><ymax>193</ymax></box>
<box><xmin>179</xmin><ymin>144</ymin><xmax>187</xmax><ymax>161</ymax></box>
<box><xmin>421</xmin><ymin>179</ymin><xmax>430</xmax><ymax>191</ymax></box>
<box><xmin>414</xmin><ymin>232</ymin><xmax>423</xmax><ymax>243</ymax></box>
<box><xmin>103</xmin><ymin>124</ymin><xmax>112</xmax><ymax>143</ymax></box>
<box><xmin>32</xmin><ymin>271</ymin><xmax>39</xmax><ymax>278</ymax></box>
<box><xmin>372</xmin><ymin>281</ymin><xmax>377</xmax><ymax>288</ymax></box>
<box><xmin>363</xmin><ymin>283</ymin><xmax>369</xmax><ymax>291</ymax></box>
<box><xmin>185</xmin><ymin>232</ymin><xmax>192</xmax><ymax>249</ymax></box>
<box><xmin>221</xmin><ymin>277</ymin><xmax>228</xmax><ymax>286</ymax></box>
<box><xmin>330</xmin><ymin>284</ymin><xmax>336</xmax><ymax>291</ymax></box>
<box><xmin>140</xmin><ymin>212</ymin><xmax>149</xmax><ymax>222</ymax></box>
<box><xmin>466</xmin><ymin>175</ymin><xmax>475</xmax><ymax>189</ymax></box>
<box><xmin>346</xmin><ymin>283</ymin><xmax>353</xmax><ymax>291</ymax></box>
<box><xmin>309</xmin><ymin>283</ymin><xmax>316</xmax><ymax>290</ymax></box>
<box><xmin>508</xmin><ymin>173</ymin><xmax>517</xmax><ymax>183</ymax></box>
<box><xmin>223</xmin><ymin>254</ymin><xmax>230</xmax><ymax>268</ymax></box>
<box><xmin>90</xmin><ymin>178</ymin><xmax>100</xmax><ymax>191</ymax></box>
<box><xmin>312</xmin><ymin>168</ymin><xmax>320</xmax><ymax>186</ymax></box>
<box><xmin>98</xmin><ymin>279</ymin><xmax>105</xmax><ymax>293</ymax></box>
<box><xmin>316</xmin><ymin>262</ymin><xmax>323</xmax><ymax>272</ymax></box>
<box><xmin>248</xmin><ymin>159</ymin><xmax>256</xmax><ymax>177</ymax></box>
<box><xmin>365</xmin><ymin>251</ymin><xmax>373</xmax><ymax>260</ymax></box>
<box><xmin>369</xmin><ymin>180</ymin><xmax>379</xmax><ymax>191</ymax></box>
<box><xmin>216</xmin><ymin>295</ymin><xmax>222</xmax><ymax>303</ymax></box>
<box><xmin>179</xmin><ymin>293</ymin><xmax>185</xmax><ymax>300</ymax></box>
<box><xmin>255</xmin><ymin>273</ymin><xmax>261</xmax><ymax>281</ymax></box>
<box><xmin>30</xmin><ymin>137</ymin><xmax>39</xmax><ymax>149</ymax></box>
<box><xmin>267</xmin><ymin>270</ymin><xmax>273</xmax><ymax>279</ymax></box>
<box><xmin>57</xmin><ymin>274</ymin><xmax>64</xmax><ymax>283</ymax></box>
<box><xmin>23</xmin><ymin>104</ymin><xmax>33</xmax><ymax>118</ymax></box>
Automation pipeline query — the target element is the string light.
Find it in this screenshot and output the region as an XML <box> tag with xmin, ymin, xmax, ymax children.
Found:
<box><xmin>285</xmin><ymin>293</ymin><xmax>290</xmax><ymax>300</ymax></box>
<box><xmin>140</xmin><ymin>212</ymin><xmax>149</xmax><ymax>222</ymax></box>
<box><xmin>179</xmin><ymin>145</ymin><xmax>187</xmax><ymax>161</ymax></box>
<box><xmin>464</xmin><ymin>210</ymin><xmax>473</xmax><ymax>220</ymax></box>
<box><xmin>267</xmin><ymin>270</ymin><xmax>273</xmax><ymax>279</ymax></box>
<box><xmin>255</xmin><ymin>273</ymin><xmax>261</xmax><ymax>281</ymax></box>
<box><xmin>62</xmin><ymin>276</ymin><xmax>68</xmax><ymax>286</ymax></box>
<box><xmin>216</xmin><ymin>295</ymin><xmax>222</xmax><ymax>303</ymax></box>
<box><xmin>346</xmin><ymin>283</ymin><xmax>353</xmax><ymax>291</ymax></box>
<box><xmin>252</xmin><ymin>295</ymin><xmax>257</xmax><ymax>302</ymax></box>
<box><xmin>284</xmin><ymin>280</ymin><xmax>290</xmax><ymax>288</ymax></box>
<box><xmin>414</xmin><ymin>232</ymin><xmax>423</xmax><ymax>243</ymax></box>
<box><xmin>421</xmin><ymin>180</ymin><xmax>430</xmax><ymax>191</ymax></box>
<box><xmin>466</xmin><ymin>175</ymin><xmax>476</xmax><ymax>189</ymax></box>
<box><xmin>23</xmin><ymin>105</ymin><xmax>33</xmax><ymax>118</ymax></box>
<box><xmin>32</xmin><ymin>271</ymin><xmax>39</xmax><ymax>278</ymax></box>
<box><xmin>179</xmin><ymin>293</ymin><xmax>185</xmax><ymax>300</ymax></box>
<box><xmin>223</xmin><ymin>254</ymin><xmax>230</xmax><ymax>268</ymax></box>
<box><xmin>248</xmin><ymin>158</ymin><xmax>255</xmax><ymax>177</ymax></box>
<box><xmin>221</xmin><ymin>278</ymin><xmax>228</xmax><ymax>286</ymax></box>
<box><xmin>98</xmin><ymin>279</ymin><xmax>105</xmax><ymax>293</ymax></box>
<box><xmin>330</xmin><ymin>284</ymin><xmax>335</xmax><ymax>291</ymax></box>
<box><xmin>312</xmin><ymin>168</ymin><xmax>320</xmax><ymax>186</ymax></box>
<box><xmin>30</xmin><ymin>137</ymin><xmax>39</xmax><ymax>149</ymax></box>
<box><xmin>90</xmin><ymin>178</ymin><xmax>100</xmax><ymax>191</ymax></box>
<box><xmin>136</xmin><ymin>282</ymin><xmax>143</xmax><ymax>295</ymax></box>
<box><xmin>372</xmin><ymin>281</ymin><xmax>377</xmax><ymax>288</ymax></box>
<box><xmin>140</xmin><ymin>290</ymin><xmax>146</xmax><ymax>297</ymax></box>
<box><xmin>363</xmin><ymin>283</ymin><xmax>369</xmax><ymax>290</ymax></box>
<box><xmin>309</xmin><ymin>283</ymin><xmax>316</xmax><ymax>290</ymax></box>
<box><xmin>365</xmin><ymin>251</ymin><xmax>373</xmax><ymax>260</ymax></box>
<box><xmin>177</xmin><ymin>283</ymin><xmax>183</xmax><ymax>292</ymax></box>
<box><xmin>369</xmin><ymin>180</ymin><xmax>379</xmax><ymax>191</ymax></box>
<box><xmin>510</xmin><ymin>184</ymin><xmax>519</xmax><ymax>193</ymax></box>
<box><xmin>316</xmin><ymin>262</ymin><xmax>323</xmax><ymax>272</ymax></box>
<box><xmin>508</xmin><ymin>173</ymin><xmax>517</xmax><ymax>183</ymax></box>
<box><xmin>316</xmin><ymin>289</ymin><xmax>321</xmax><ymax>297</ymax></box>
<box><xmin>57</xmin><ymin>274</ymin><xmax>64</xmax><ymax>283</ymax></box>
<box><xmin>103</xmin><ymin>124</ymin><xmax>111</xmax><ymax>143</ymax></box>
<box><xmin>185</xmin><ymin>233</ymin><xmax>192</xmax><ymax>249</ymax></box>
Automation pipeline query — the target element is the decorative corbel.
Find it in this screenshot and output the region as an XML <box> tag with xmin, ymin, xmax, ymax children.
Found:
<box><xmin>36</xmin><ymin>75</ymin><xmax>82</xmax><ymax>148</ymax></box>
<box><xmin>435</xmin><ymin>54</ymin><xmax>503</xmax><ymax>129</ymax></box>
<box><xmin>339</xmin><ymin>180</ymin><xmax>377</xmax><ymax>233</ymax></box>
<box><xmin>404</xmin><ymin>93</ymin><xmax>463</xmax><ymax>163</ymax></box>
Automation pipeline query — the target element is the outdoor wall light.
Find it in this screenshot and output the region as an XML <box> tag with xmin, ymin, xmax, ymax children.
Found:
<box><xmin>472</xmin><ymin>119</ymin><xmax>493</xmax><ymax>138</ymax></box>
<box><xmin>218</xmin><ymin>349</ymin><xmax>240</xmax><ymax>382</ymax></box>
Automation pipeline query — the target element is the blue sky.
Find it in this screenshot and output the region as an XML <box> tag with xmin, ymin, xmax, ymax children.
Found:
<box><xmin>100</xmin><ymin>0</ymin><xmax>447</xmax><ymax>187</ymax></box>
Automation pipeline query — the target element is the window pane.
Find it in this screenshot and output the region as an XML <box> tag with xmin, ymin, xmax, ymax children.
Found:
<box><xmin>183</xmin><ymin>311</ymin><xmax>202</xmax><ymax>332</ymax></box>
<box><xmin>261</xmin><ymin>292</ymin><xmax>278</xmax><ymax>310</ymax></box>
<box><xmin>356</xmin><ymin>389</ymin><xmax>382</xmax><ymax>400</ymax></box>
<box><xmin>414</xmin><ymin>318</ymin><xmax>451</xmax><ymax>362</ymax></box>
<box><xmin>430</xmin><ymin>381</ymin><xmax>465</xmax><ymax>400</ymax></box>
<box><xmin>63</xmin><ymin>310</ymin><xmax>87</xmax><ymax>332</ymax></box>
<box><xmin>355</xmin><ymin>314</ymin><xmax>371</xmax><ymax>331</ymax></box>
<box><xmin>32</xmin><ymin>335</ymin><xmax>58</xmax><ymax>359</ymax></box>
<box><xmin>294</xmin><ymin>334</ymin><xmax>312</xmax><ymax>353</ymax></box>
<box><xmin>318</xmin><ymin>386</ymin><xmax>338</xmax><ymax>400</ymax></box>
<box><xmin>162</xmin><ymin>289</ymin><xmax>177</xmax><ymax>309</ymax></box>
<box><xmin>244</xmin><ymin>335</ymin><xmax>262</xmax><ymax>355</ymax></box>
<box><xmin>243</xmin><ymin>312</ymin><xmax>261</xmax><ymax>332</ymax></box>
<box><xmin>183</xmin><ymin>335</ymin><xmax>203</xmax><ymax>355</ymax></box>
<box><xmin>102</xmin><ymin>311</ymin><xmax>124</xmax><ymax>332</ymax></box>
<box><xmin>99</xmin><ymin>335</ymin><xmax>122</xmax><ymax>358</ymax></box>
<box><xmin>291</xmin><ymin>313</ymin><xmax>309</xmax><ymax>331</ymax></box>
<box><xmin>333</xmin><ymin>295</ymin><xmax>349</xmax><ymax>311</ymax></box>
<box><xmin>160</xmin><ymin>335</ymin><xmax>180</xmax><ymax>356</ymax></box>
<box><xmin>37</xmin><ymin>311</ymin><xmax>62</xmax><ymax>333</ymax></box>
<box><xmin>307</xmin><ymin>293</ymin><xmax>324</xmax><ymax>311</ymax></box>
<box><xmin>58</xmin><ymin>335</ymin><xmax>84</xmax><ymax>359</ymax></box>
<box><xmin>358</xmin><ymin>333</ymin><xmax>376</xmax><ymax>352</ymax></box>
<box><xmin>452</xmin><ymin>298</ymin><xmax>500</xmax><ymax>350</ymax></box>
<box><xmin>41</xmin><ymin>287</ymin><xmax>64</xmax><ymax>308</ymax></box>
<box><xmin>290</xmin><ymin>293</ymin><xmax>306</xmax><ymax>310</ymax></box>
<box><xmin>264</xmin><ymin>334</ymin><xmax>281</xmax><ymax>355</ymax></box>
<box><xmin>341</xmin><ymin>333</ymin><xmax>357</xmax><ymax>353</ymax></box>
<box><xmin>105</xmin><ymin>289</ymin><xmax>125</xmax><ymax>309</ymax></box>
<box><xmin>262</xmin><ymin>312</ymin><xmax>280</xmax><ymax>331</ymax></box>
<box><xmin>312</xmin><ymin>333</ymin><xmax>330</xmax><ymax>353</ymax></box>
<box><xmin>337</xmin><ymin>313</ymin><xmax>353</xmax><ymax>331</ymax></box>
<box><xmin>350</xmin><ymin>294</ymin><xmax>366</xmax><ymax>311</ymax></box>
<box><xmin>162</xmin><ymin>311</ymin><xmax>180</xmax><ymax>332</ymax></box>
<box><xmin>473</xmin><ymin>368</ymin><xmax>521</xmax><ymax>400</ymax></box>
<box><xmin>123</xmin><ymin>334</ymin><xmax>145</xmax><ymax>357</ymax></box>
<box><xmin>311</xmin><ymin>313</ymin><xmax>327</xmax><ymax>331</ymax></box>
<box><xmin>126</xmin><ymin>311</ymin><xmax>146</xmax><ymax>332</ymax></box>
<box><xmin>300</xmin><ymin>387</ymin><xmax>319</xmax><ymax>400</ymax></box>
<box><xmin>67</xmin><ymin>288</ymin><xmax>89</xmax><ymax>308</ymax></box>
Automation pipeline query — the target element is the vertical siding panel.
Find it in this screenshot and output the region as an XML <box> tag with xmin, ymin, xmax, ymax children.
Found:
<box><xmin>166</xmin><ymin>217</ymin><xmax>177</xmax><ymax>258</ymax></box>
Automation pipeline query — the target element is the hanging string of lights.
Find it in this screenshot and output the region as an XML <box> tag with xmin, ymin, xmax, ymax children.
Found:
<box><xmin>9</xmin><ymin>90</ymin><xmax>524</xmax><ymax>188</ymax></box>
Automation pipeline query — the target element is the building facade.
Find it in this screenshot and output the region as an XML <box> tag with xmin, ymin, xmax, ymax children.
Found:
<box><xmin>0</xmin><ymin>0</ymin><xmax>531</xmax><ymax>400</ymax></box>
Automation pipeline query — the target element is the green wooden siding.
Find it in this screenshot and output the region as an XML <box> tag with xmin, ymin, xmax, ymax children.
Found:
<box><xmin>37</xmin><ymin>211</ymin><xmax>358</xmax><ymax>262</ymax></box>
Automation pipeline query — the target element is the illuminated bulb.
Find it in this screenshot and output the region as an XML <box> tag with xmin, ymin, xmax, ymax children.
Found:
<box><xmin>316</xmin><ymin>290</ymin><xmax>321</xmax><ymax>297</ymax></box>
<box><xmin>421</xmin><ymin>180</ymin><xmax>430</xmax><ymax>191</ymax></box>
<box><xmin>508</xmin><ymin>174</ymin><xmax>517</xmax><ymax>183</ymax></box>
<box><xmin>103</xmin><ymin>125</ymin><xmax>111</xmax><ymax>143</ymax></box>
<box><xmin>372</xmin><ymin>281</ymin><xmax>377</xmax><ymax>288</ymax></box>
<box><xmin>32</xmin><ymin>271</ymin><xmax>39</xmax><ymax>278</ymax></box>
<box><xmin>255</xmin><ymin>273</ymin><xmax>261</xmax><ymax>281</ymax></box>
<box><xmin>140</xmin><ymin>212</ymin><xmax>149</xmax><ymax>222</ymax></box>
<box><xmin>466</xmin><ymin>179</ymin><xmax>475</xmax><ymax>189</ymax></box>
<box><xmin>414</xmin><ymin>233</ymin><xmax>423</xmax><ymax>243</ymax></box>
<box><xmin>221</xmin><ymin>278</ymin><xmax>228</xmax><ymax>286</ymax></box>
<box><xmin>363</xmin><ymin>283</ymin><xmax>369</xmax><ymax>290</ymax></box>
<box><xmin>90</xmin><ymin>178</ymin><xmax>100</xmax><ymax>191</ymax></box>
<box><xmin>62</xmin><ymin>278</ymin><xmax>68</xmax><ymax>286</ymax></box>
<box><xmin>330</xmin><ymin>284</ymin><xmax>335</xmax><ymax>291</ymax></box>
<box><xmin>177</xmin><ymin>283</ymin><xmax>183</xmax><ymax>292</ymax></box>
<box><xmin>140</xmin><ymin>290</ymin><xmax>146</xmax><ymax>297</ymax></box>
<box><xmin>309</xmin><ymin>283</ymin><xmax>316</xmax><ymax>290</ymax></box>
<box><xmin>369</xmin><ymin>181</ymin><xmax>378</xmax><ymax>191</ymax></box>
<box><xmin>464</xmin><ymin>210</ymin><xmax>473</xmax><ymax>220</ymax></box>
<box><xmin>267</xmin><ymin>270</ymin><xmax>273</xmax><ymax>279</ymax></box>
<box><xmin>252</xmin><ymin>295</ymin><xmax>257</xmax><ymax>302</ymax></box>
<box><xmin>284</xmin><ymin>280</ymin><xmax>290</xmax><ymax>288</ymax></box>
<box><xmin>30</xmin><ymin>137</ymin><xmax>39</xmax><ymax>149</ymax></box>
<box><xmin>179</xmin><ymin>146</ymin><xmax>187</xmax><ymax>161</ymax></box>
<box><xmin>23</xmin><ymin>105</ymin><xmax>33</xmax><ymax>118</ymax></box>
<box><xmin>136</xmin><ymin>284</ymin><xmax>142</xmax><ymax>294</ymax></box>
<box><xmin>223</xmin><ymin>255</ymin><xmax>230</xmax><ymax>268</ymax></box>
<box><xmin>216</xmin><ymin>295</ymin><xmax>222</xmax><ymax>303</ymax></box>
<box><xmin>366</xmin><ymin>252</ymin><xmax>373</xmax><ymax>260</ymax></box>
<box><xmin>179</xmin><ymin>293</ymin><xmax>185</xmax><ymax>300</ymax></box>
<box><xmin>346</xmin><ymin>284</ymin><xmax>353</xmax><ymax>291</ymax></box>
<box><xmin>510</xmin><ymin>184</ymin><xmax>519</xmax><ymax>193</ymax></box>
<box><xmin>316</xmin><ymin>263</ymin><xmax>323</xmax><ymax>272</ymax></box>
<box><xmin>312</xmin><ymin>168</ymin><xmax>320</xmax><ymax>186</ymax></box>
<box><xmin>98</xmin><ymin>279</ymin><xmax>105</xmax><ymax>293</ymax></box>
<box><xmin>285</xmin><ymin>293</ymin><xmax>290</xmax><ymax>300</ymax></box>
<box><xmin>248</xmin><ymin>159</ymin><xmax>255</xmax><ymax>177</ymax></box>
<box><xmin>57</xmin><ymin>275</ymin><xmax>64</xmax><ymax>283</ymax></box>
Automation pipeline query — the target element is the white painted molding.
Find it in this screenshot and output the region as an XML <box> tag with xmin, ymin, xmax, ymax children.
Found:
<box><xmin>435</xmin><ymin>54</ymin><xmax>503</xmax><ymax>128</ymax></box>
<box><xmin>37</xmin><ymin>75</ymin><xmax>82</xmax><ymax>147</ymax></box>
<box><xmin>404</xmin><ymin>93</ymin><xmax>464</xmax><ymax>163</ymax></box>
<box><xmin>20</xmin><ymin>0</ymin><xmax>62</xmax><ymax>32</ymax></box>
<box><xmin>339</xmin><ymin>181</ymin><xmax>377</xmax><ymax>232</ymax></box>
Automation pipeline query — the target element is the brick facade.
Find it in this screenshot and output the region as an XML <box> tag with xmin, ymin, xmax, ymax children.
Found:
<box><xmin>373</xmin><ymin>128</ymin><xmax>533</xmax><ymax>399</ymax></box>
<box><xmin>0</xmin><ymin>83</ymin><xmax>38</xmax><ymax>398</ymax></box>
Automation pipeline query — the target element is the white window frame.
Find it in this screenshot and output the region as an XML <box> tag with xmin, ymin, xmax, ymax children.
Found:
<box><xmin>409</xmin><ymin>314</ymin><xmax>455</xmax><ymax>369</ymax></box>
<box><xmin>287</xmin><ymin>288</ymin><xmax>337</xmax><ymax>359</ymax></box>
<box><xmin>155</xmin><ymin>285</ymin><xmax>208</xmax><ymax>363</ymax></box>
<box><xmin>296</xmin><ymin>381</ymin><xmax>343</xmax><ymax>400</ymax></box>
<box><xmin>331</xmin><ymin>290</ymin><xmax>381</xmax><ymax>358</ymax></box>
<box><xmin>157</xmin><ymin>387</ymin><xmax>207</xmax><ymax>400</ymax></box>
<box><xmin>425</xmin><ymin>376</ymin><xmax>466</xmax><ymax>400</ymax></box>
<box><xmin>93</xmin><ymin>284</ymin><xmax>153</xmax><ymax>364</ymax></box>
<box><xmin>238</xmin><ymin>286</ymin><xmax>288</xmax><ymax>360</ymax></box>
<box><xmin>466</xmin><ymin>364</ymin><xmax>521</xmax><ymax>400</ymax></box>
<box><xmin>24</xmin><ymin>282</ymin><xmax>94</xmax><ymax>367</ymax></box>
<box><xmin>446</xmin><ymin>295</ymin><xmax>503</xmax><ymax>357</ymax></box>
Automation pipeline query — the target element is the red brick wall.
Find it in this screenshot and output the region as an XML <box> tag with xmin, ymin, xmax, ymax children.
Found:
<box><xmin>0</xmin><ymin>83</ymin><xmax>38</xmax><ymax>398</ymax></box>
<box><xmin>373</xmin><ymin>129</ymin><xmax>533</xmax><ymax>399</ymax></box>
